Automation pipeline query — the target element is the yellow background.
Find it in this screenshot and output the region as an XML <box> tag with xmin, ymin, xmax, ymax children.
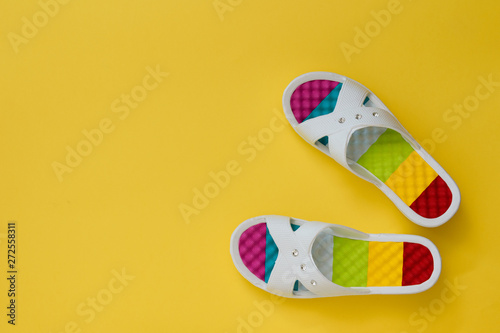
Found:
<box><xmin>1</xmin><ymin>0</ymin><xmax>499</xmax><ymax>332</ymax></box>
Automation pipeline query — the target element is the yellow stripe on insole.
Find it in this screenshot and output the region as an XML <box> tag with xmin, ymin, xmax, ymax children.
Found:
<box><xmin>384</xmin><ymin>151</ymin><xmax>438</xmax><ymax>206</ymax></box>
<box><xmin>367</xmin><ymin>241</ymin><xmax>403</xmax><ymax>287</ymax></box>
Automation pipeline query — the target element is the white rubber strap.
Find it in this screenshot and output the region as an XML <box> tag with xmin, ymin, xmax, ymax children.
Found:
<box><xmin>336</xmin><ymin>78</ymin><xmax>368</xmax><ymax>109</ymax></box>
<box><xmin>294</xmin><ymin>78</ymin><xmax>412</xmax><ymax>169</ymax></box>
<box><xmin>265</xmin><ymin>216</ymin><xmax>366</xmax><ymax>297</ymax></box>
<box><xmin>327</xmin><ymin>107</ymin><xmax>411</xmax><ymax>169</ymax></box>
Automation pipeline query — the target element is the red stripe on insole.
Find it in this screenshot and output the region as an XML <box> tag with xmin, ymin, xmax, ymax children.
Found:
<box><xmin>402</xmin><ymin>242</ymin><xmax>433</xmax><ymax>286</ymax></box>
<box><xmin>410</xmin><ymin>176</ymin><xmax>452</xmax><ymax>218</ymax></box>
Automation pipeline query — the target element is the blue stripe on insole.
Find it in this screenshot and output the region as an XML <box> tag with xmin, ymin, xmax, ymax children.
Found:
<box><xmin>303</xmin><ymin>83</ymin><xmax>343</xmax><ymax>123</ymax></box>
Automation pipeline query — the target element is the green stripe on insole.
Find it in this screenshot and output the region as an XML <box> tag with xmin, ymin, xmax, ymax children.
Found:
<box><xmin>332</xmin><ymin>236</ymin><xmax>368</xmax><ymax>287</ymax></box>
<box><xmin>356</xmin><ymin>128</ymin><xmax>414</xmax><ymax>182</ymax></box>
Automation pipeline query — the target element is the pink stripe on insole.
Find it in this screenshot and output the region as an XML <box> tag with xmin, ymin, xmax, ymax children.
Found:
<box><xmin>238</xmin><ymin>223</ymin><xmax>266</xmax><ymax>281</ymax></box>
<box><xmin>290</xmin><ymin>80</ymin><xmax>340</xmax><ymax>123</ymax></box>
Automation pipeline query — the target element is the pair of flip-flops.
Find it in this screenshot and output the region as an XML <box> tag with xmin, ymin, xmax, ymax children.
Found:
<box><xmin>230</xmin><ymin>72</ymin><xmax>460</xmax><ymax>298</ymax></box>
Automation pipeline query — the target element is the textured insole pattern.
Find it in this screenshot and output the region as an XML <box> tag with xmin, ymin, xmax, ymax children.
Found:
<box><xmin>290</xmin><ymin>80</ymin><xmax>341</xmax><ymax>123</ymax></box>
<box><xmin>331</xmin><ymin>236</ymin><xmax>433</xmax><ymax>287</ymax></box>
<box><xmin>238</xmin><ymin>223</ymin><xmax>433</xmax><ymax>290</ymax></box>
<box><xmin>239</xmin><ymin>223</ymin><xmax>301</xmax><ymax>291</ymax></box>
<box><xmin>289</xmin><ymin>79</ymin><xmax>452</xmax><ymax>218</ymax></box>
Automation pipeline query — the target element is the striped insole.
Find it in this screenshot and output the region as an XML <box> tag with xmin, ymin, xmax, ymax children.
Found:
<box><xmin>238</xmin><ymin>222</ymin><xmax>434</xmax><ymax>289</ymax></box>
<box><xmin>289</xmin><ymin>80</ymin><xmax>452</xmax><ymax>219</ymax></box>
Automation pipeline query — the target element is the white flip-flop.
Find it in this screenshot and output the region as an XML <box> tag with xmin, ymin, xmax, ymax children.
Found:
<box><xmin>230</xmin><ymin>215</ymin><xmax>441</xmax><ymax>298</ymax></box>
<box><xmin>282</xmin><ymin>72</ymin><xmax>460</xmax><ymax>227</ymax></box>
